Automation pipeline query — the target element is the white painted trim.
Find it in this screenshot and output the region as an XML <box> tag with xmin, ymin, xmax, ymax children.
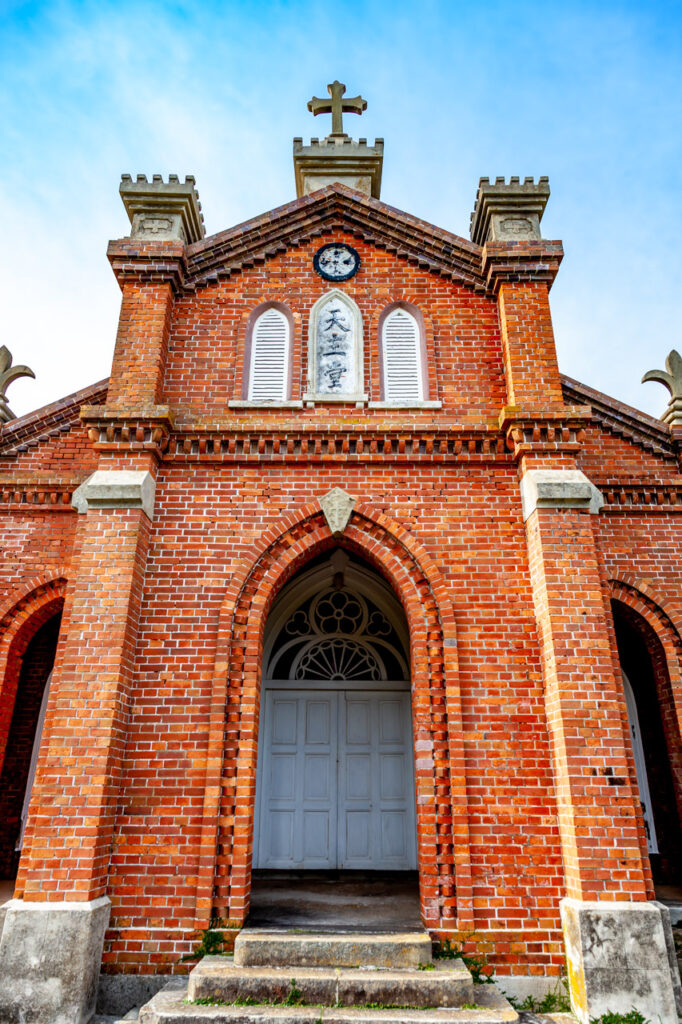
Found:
<box><xmin>264</xmin><ymin>678</ymin><xmax>410</xmax><ymax>691</ymax></box>
<box><xmin>302</xmin><ymin>393</ymin><xmax>368</xmax><ymax>404</ymax></box>
<box><xmin>622</xmin><ymin>670</ymin><xmax>659</xmax><ymax>854</ymax></box>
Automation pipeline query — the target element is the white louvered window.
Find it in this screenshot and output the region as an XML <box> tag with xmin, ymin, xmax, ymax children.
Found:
<box><xmin>248</xmin><ymin>308</ymin><xmax>290</xmax><ymax>402</ymax></box>
<box><xmin>381</xmin><ymin>308</ymin><xmax>424</xmax><ymax>402</ymax></box>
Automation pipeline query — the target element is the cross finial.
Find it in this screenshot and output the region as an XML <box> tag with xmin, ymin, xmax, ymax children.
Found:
<box><xmin>0</xmin><ymin>346</ymin><xmax>35</xmax><ymax>423</ymax></box>
<box><xmin>307</xmin><ymin>80</ymin><xmax>367</xmax><ymax>138</ymax></box>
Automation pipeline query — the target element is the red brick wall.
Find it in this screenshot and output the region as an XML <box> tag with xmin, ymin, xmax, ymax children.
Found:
<box><xmin>2</xmin><ymin>228</ymin><xmax>681</xmax><ymax>982</ymax></box>
<box><xmin>99</xmin><ymin>458</ymin><xmax>567</xmax><ymax>973</ymax></box>
<box><xmin>164</xmin><ymin>233</ymin><xmax>507</xmax><ymax>420</ymax></box>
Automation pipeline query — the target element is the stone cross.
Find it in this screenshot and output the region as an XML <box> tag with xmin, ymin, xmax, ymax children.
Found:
<box><xmin>307</xmin><ymin>81</ymin><xmax>367</xmax><ymax>138</ymax></box>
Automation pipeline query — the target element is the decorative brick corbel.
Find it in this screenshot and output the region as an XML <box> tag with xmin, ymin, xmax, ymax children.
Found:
<box><xmin>499</xmin><ymin>405</ymin><xmax>592</xmax><ymax>460</ymax></box>
<box><xmin>107</xmin><ymin>239</ymin><xmax>188</xmax><ymax>295</ymax></box>
<box><xmin>80</xmin><ymin>404</ymin><xmax>173</xmax><ymax>458</ymax></box>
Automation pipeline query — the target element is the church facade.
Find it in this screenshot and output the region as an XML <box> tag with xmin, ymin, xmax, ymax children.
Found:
<box><xmin>0</xmin><ymin>87</ymin><xmax>681</xmax><ymax>1023</ymax></box>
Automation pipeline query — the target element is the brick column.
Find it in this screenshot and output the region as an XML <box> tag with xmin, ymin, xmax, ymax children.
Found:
<box><xmin>20</xmin><ymin>479</ymin><xmax>154</xmax><ymax>900</ymax></box>
<box><xmin>0</xmin><ymin>174</ymin><xmax>203</xmax><ymax>1024</ymax></box>
<box><xmin>107</xmin><ymin>275</ymin><xmax>175</xmax><ymax>406</ymax></box>
<box><xmin>473</xmin><ymin>176</ymin><xmax>678</xmax><ymax>1021</ymax></box>
<box><xmin>0</xmin><ymin>468</ymin><xmax>155</xmax><ymax>1024</ymax></box>
<box><xmin>524</xmin><ymin>498</ymin><xmax>648</xmax><ymax>900</ymax></box>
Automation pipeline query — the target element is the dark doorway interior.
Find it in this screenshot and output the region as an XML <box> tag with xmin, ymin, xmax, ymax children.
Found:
<box><xmin>248</xmin><ymin>870</ymin><xmax>421</xmax><ymax>931</ymax></box>
<box><xmin>0</xmin><ymin>614</ymin><xmax>60</xmax><ymax>882</ymax></box>
<box><xmin>613</xmin><ymin>605</ymin><xmax>682</xmax><ymax>890</ymax></box>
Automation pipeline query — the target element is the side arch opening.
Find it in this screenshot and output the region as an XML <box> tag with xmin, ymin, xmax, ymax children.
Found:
<box><xmin>612</xmin><ymin>598</ymin><xmax>682</xmax><ymax>890</ymax></box>
<box><xmin>0</xmin><ymin>609</ymin><xmax>62</xmax><ymax>892</ymax></box>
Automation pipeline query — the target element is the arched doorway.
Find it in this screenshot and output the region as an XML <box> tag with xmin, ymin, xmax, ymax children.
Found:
<box><xmin>250</xmin><ymin>549</ymin><xmax>418</xmax><ymax>926</ymax></box>
<box><xmin>612</xmin><ymin>600</ymin><xmax>682</xmax><ymax>891</ymax></box>
<box><xmin>0</xmin><ymin>613</ymin><xmax>61</xmax><ymax>891</ymax></box>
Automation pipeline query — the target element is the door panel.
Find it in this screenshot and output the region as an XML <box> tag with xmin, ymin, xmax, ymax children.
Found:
<box><xmin>258</xmin><ymin>691</ymin><xmax>337</xmax><ymax>868</ymax></box>
<box><xmin>257</xmin><ymin>688</ymin><xmax>416</xmax><ymax>870</ymax></box>
<box><xmin>338</xmin><ymin>692</ymin><xmax>416</xmax><ymax>870</ymax></box>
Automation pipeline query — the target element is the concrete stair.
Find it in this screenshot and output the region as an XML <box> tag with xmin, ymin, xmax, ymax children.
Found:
<box><xmin>138</xmin><ymin>930</ymin><xmax>519</xmax><ymax>1024</ymax></box>
<box><xmin>234</xmin><ymin>930</ymin><xmax>433</xmax><ymax>969</ymax></box>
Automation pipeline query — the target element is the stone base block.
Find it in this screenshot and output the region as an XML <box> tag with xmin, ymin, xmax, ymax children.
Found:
<box><xmin>561</xmin><ymin>897</ymin><xmax>678</xmax><ymax>1024</ymax></box>
<box><xmin>653</xmin><ymin>900</ymin><xmax>682</xmax><ymax>1016</ymax></box>
<box><xmin>0</xmin><ymin>895</ymin><xmax>110</xmax><ymax>1024</ymax></box>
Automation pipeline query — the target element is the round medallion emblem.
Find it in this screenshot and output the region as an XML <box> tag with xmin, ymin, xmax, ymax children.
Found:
<box><xmin>313</xmin><ymin>242</ymin><xmax>360</xmax><ymax>281</ymax></box>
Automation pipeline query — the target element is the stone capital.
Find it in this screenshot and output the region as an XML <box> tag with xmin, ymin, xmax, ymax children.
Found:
<box><xmin>520</xmin><ymin>468</ymin><xmax>603</xmax><ymax>521</ymax></box>
<box><xmin>72</xmin><ymin>470</ymin><xmax>156</xmax><ymax>519</ymax></box>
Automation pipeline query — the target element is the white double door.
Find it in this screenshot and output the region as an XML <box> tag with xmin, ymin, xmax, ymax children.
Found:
<box><xmin>256</xmin><ymin>688</ymin><xmax>417</xmax><ymax>870</ymax></box>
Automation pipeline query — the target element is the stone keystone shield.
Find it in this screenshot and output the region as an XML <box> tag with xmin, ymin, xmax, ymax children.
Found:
<box><xmin>319</xmin><ymin>487</ymin><xmax>355</xmax><ymax>536</ymax></box>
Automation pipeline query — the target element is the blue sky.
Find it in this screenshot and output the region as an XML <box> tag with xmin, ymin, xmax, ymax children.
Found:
<box><xmin>1</xmin><ymin>0</ymin><xmax>681</xmax><ymax>418</ymax></box>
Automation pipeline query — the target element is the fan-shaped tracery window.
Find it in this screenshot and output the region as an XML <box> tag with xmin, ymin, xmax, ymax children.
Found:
<box><xmin>266</xmin><ymin>586</ymin><xmax>408</xmax><ymax>681</ymax></box>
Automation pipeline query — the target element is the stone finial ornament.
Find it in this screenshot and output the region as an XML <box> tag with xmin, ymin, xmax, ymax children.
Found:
<box><xmin>0</xmin><ymin>346</ymin><xmax>35</xmax><ymax>423</ymax></box>
<box><xmin>470</xmin><ymin>176</ymin><xmax>550</xmax><ymax>245</ymax></box>
<box><xmin>119</xmin><ymin>174</ymin><xmax>205</xmax><ymax>243</ymax></box>
<box><xmin>320</xmin><ymin>487</ymin><xmax>355</xmax><ymax>536</ymax></box>
<box><xmin>642</xmin><ymin>350</ymin><xmax>682</xmax><ymax>425</ymax></box>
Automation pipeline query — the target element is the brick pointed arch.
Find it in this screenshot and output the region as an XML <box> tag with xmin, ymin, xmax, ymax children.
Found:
<box><xmin>194</xmin><ymin>502</ymin><xmax>472</xmax><ymax>933</ymax></box>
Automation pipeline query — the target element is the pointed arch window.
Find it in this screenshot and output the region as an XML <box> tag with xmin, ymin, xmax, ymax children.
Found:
<box><xmin>380</xmin><ymin>307</ymin><xmax>425</xmax><ymax>402</ymax></box>
<box><xmin>247</xmin><ymin>306</ymin><xmax>291</xmax><ymax>402</ymax></box>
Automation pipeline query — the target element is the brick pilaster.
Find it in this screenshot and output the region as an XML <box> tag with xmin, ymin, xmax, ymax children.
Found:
<box><xmin>483</xmin><ymin>229</ymin><xmax>650</xmax><ymax>901</ymax></box>
<box><xmin>525</xmin><ymin>505</ymin><xmax>649</xmax><ymax>900</ymax></box>
<box><xmin>18</xmin><ymin>492</ymin><xmax>152</xmax><ymax>900</ymax></box>
<box><xmin>483</xmin><ymin>241</ymin><xmax>564</xmax><ymax>412</ymax></box>
<box><xmin>106</xmin><ymin>239</ymin><xmax>185</xmax><ymax>407</ymax></box>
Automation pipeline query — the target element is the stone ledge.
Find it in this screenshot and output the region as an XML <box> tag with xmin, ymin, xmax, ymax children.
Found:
<box><xmin>227</xmin><ymin>401</ymin><xmax>304</xmax><ymax>410</ymax></box>
<box><xmin>368</xmin><ymin>400</ymin><xmax>443</xmax><ymax>410</ymax></box>
<box><xmin>302</xmin><ymin>393</ymin><xmax>368</xmax><ymax>405</ymax></box>
<box><xmin>72</xmin><ymin>470</ymin><xmax>156</xmax><ymax>519</ymax></box>
<box><xmin>520</xmin><ymin>469</ymin><xmax>603</xmax><ymax>521</ymax></box>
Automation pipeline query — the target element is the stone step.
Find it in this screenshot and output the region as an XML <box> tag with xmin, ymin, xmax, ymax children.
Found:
<box><xmin>233</xmin><ymin>930</ymin><xmax>432</xmax><ymax>969</ymax></box>
<box><xmin>138</xmin><ymin>980</ymin><xmax>519</xmax><ymax>1024</ymax></box>
<box><xmin>187</xmin><ymin>956</ymin><xmax>474</xmax><ymax>1008</ymax></box>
